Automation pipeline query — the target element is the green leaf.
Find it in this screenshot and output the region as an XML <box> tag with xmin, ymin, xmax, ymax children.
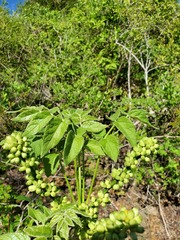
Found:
<box><xmin>57</xmin><ymin>219</ymin><xmax>69</xmax><ymax>240</ymax></box>
<box><xmin>100</xmin><ymin>135</ymin><xmax>119</xmax><ymax>161</ymax></box>
<box><xmin>63</xmin><ymin>130</ymin><xmax>74</xmax><ymax>165</ymax></box>
<box><xmin>31</xmin><ymin>138</ymin><xmax>43</xmax><ymax>157</ymax></box>
<box><xmin>114</xmin><ymin>116</ymin><xmax>137</xmax><ymax>147</ymax></box>
<box><xmin>49</xmin><ymin>204</ymin><xmax>86</xmax><ymax>240</ymax></box>
<box><xmin>11</xmin><ymin>106</ymin><xmax>46</xmax><ymax>122</ymax></box>
<box><xmin>28</xmin><ymin>207</ymin><xmax>47</xmax><ymax>225</ymax></box>
<box><xmin>53</xmin><ymin>235</ymin><xmax>61</xmax><ymax>240</ymax></box>
<box><xmin>0</xmin><ymin>233</ymin><xmax>30</xmax><ymax>240</ymax></box>
<box><xmin>24</xmin><ymin>111</ymin><xmax>53</xmax><ymax>137</ymax></box>
<box><xmin>128</xmin><ymin>109</ymin><xmax>151</xmax><ymax>125</ymax></box>
<box><xmin>24</xmin><ymin>226</ymin><xmax>52</xmax><ymax>238</ymax></box>
<box><xmin>34</xmin><ymin>237</ymin><xmax>47</xmax><ymax>240</ymax></box>
<box><xmin>86</xmin><ymin>139</ymin><xmax>105</xmax><ymax>156</ymax></box>
<box><xmin>54</xmin><ymin>236</ymin><xmax>61</xmax><ymax>240</ymax></box>
<box><xmin>109</xmin><ymin>108</ymin><xmax>121</xmax><ymax>121</ymax></box>
<box><xmin>14</xmin><ymin>195</ymin><xmax>31</xmax><ymax>202</ymax></box>
<box><xmin>70</xmin><ymin>109</ymin><xmax>96</xmax><ymax>125</ymax></box>
<box><xmin>43</xmin><ymin>153</ymin><xmax>59</xmax><ymax>176</ymax></box>
<box><xmin>81</xmin><ymin>121</ymin><xmax>106</xmax><ymax>133</ymax></box>
<box><xmin>12</xmin><ymin>109</ymin><xmax>41</xmax><ymax>122</ymax></box>
<box><xmin>42</xmin><ymin>118</ymin><xmax>69</xmax><ymax>157</ymax></box>
<box><xmin>64</xmin><ymin>132</ymin><xmax>84</xmax><ymax>165</ymax></box>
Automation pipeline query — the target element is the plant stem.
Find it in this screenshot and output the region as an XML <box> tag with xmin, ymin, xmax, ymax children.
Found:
<box><xmin>86</xmin><ymin>157</ymin><xmax>100</xmax><ymax>205</ymax></box>
<box><xmin>64</xmin><ymin>172</ymin><xmax>75</xmax><ymax>203</ymax></box>
<box><xmin>105</xmin><ymin>124</ymin><xmax>114</xmax><ymax>137</ymax></box>
<box><xmin>60</xmin><ymin>160</ymin><xmax>75</xmax><ymax>203</ymax></box>
<box><xmin>74</xmin><ymin>158</ymin><xmax>79</xmax><ymax>204</ymax></box>
<box><xmin>78</xmin><ymin>166</ymin><xmax>82</xmax><ymax>206</ymax></box>
<box><xmin>81</xmin><ymin>148</ymin><xmax>85</xmax><ymax>203</ymax></box>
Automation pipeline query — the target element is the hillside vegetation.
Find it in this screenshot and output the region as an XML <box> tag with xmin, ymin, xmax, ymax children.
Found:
<box><xmin>0</xmin><ymin>1</ymin><xmax>179</xmax><ymax>239</ymax></box>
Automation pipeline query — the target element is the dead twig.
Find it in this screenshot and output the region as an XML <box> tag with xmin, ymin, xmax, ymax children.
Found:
<box><xmin>158</xmin><ymin>192</ymin><xmax>171</xmax><ymax>239</ymax></box>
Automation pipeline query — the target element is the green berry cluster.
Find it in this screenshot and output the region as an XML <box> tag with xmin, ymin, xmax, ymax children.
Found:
<box><xmin>50</xmin><ymin>196</ymin><xmax>71</xmax><ymax>210</ymax></box>
<box><xmin>100</xmin><ymin>137</ymin><xmax>159</xmax><ymax>192</ymax></box>
<box><xmin>2</xmin><ymin>132</ymin><xmax>31</xmax><ymax>164</ymax></box>
<box><xmin>26</xmin><ymin>171</ymin><xmax>58</xmax><ymax>197</ymax></box>
<box><xmin>100</xmin><ymin>169</ymin><xmax>133</xmax><ymax>191</ymax></box>
<box><xmin>19</xmin><ymin>160</ymin><xmax>59</xmax><ymax>197</ymax></box>
<box><xmin>87</xmin><ymin>207</ymin><xmax>144</xmax><ymax>240</ymax></box>
<box><xmin>125</xmin><ymin>137</ymin><xmax>159</xmax><ymax>169</ymax></box>
<box><xmin>2</xmin><ymin>132</ymin><xmax>59</xmax><ymax>197</ymax></box>
<box><xmin>79</xmin><ymin>191</ymin><xmax>110</xmax><ymax>218</ymax></box>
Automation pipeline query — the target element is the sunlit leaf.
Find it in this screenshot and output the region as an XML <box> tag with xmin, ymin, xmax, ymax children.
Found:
<box><xmin>42</xmin><ymin>118</ymin><xmax>69</xmax><ymax>156</ymax></box>
<box><xmin>0</xmin><ymin>233</ymin><xmax>30</xmax><ymax>240</ymax></box>
<box><xmin>24</xmin><ymin>226</ymin><xmax>52</xmax><ymax>238</ymax></box>
<box><xmin>64</xmin><ymin>132</ymin><xmax>84</xmax><ymax>165</ymax></box>
<box><xmin>128</xmin><ymin>109</ymin><xmax>151</xmax><ymax>125</ymax></box>
<box><xmin>43</xmin><ymin>153</ymin><xmax>59</xmax><ymax>176</ymax></box>
<box><xmin>100</xmin><ymin>134</ymin><xmax>119</xmax><ymax>161</ymax></box>
<box><xmin>81</xmin><ymin>121</ymin><xmax>107</xmax><ymax>133</ymax></box>
<box><xmin>114</xmin><ymin>116</ymin><xmax>137</xmax><ymax>147</ymax></box>
<box><xmin>87</xmin><ymin>139</ymin><xmax>105</xmax><ymax>156</ymax></box>
<box><xmin>23</xmin><ymin>111</ymin><xmax>53</xmax><ymax>137</ymax></box>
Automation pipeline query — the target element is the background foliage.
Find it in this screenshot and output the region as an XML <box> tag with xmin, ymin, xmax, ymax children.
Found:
<box><xmin>0</xmin><ymin>0</ymin><xmax>179</xmax><ymax>239</ymax></box>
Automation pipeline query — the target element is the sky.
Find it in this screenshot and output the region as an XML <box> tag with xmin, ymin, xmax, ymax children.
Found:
<box><xmin>0</xmin><ymin>0</ymin><xmax>25</xmax><ymax>12</ymax></box>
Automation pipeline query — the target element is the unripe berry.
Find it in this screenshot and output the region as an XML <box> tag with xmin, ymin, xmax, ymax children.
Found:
<box><xmin>100</xmin><ymin>181</ymin><xmax>106</xmax><ymax>188</ymax></box>
<box><xmin>118</xmin><ymin>181</ymin><xmax>123</xmax><ymax>187</ymax></box>
<box><xmin>113</xmin><ymin>184</ymin><xmax>120</xmax><ymax>190</ymax></box>
<box><xmin>95</xmin><ymin>224</ymin><xmax>106</xmax><ymax>233</ymax></box>
<box><xmin>91</xmin><ymin>196</ymin><xmax>96</xmax><ymax>202</ymax></box>
<box><xmin>26</xmin><ymin>168</ymin><xmax>31</xmax><ymax>174</ymax></box>
<box><xmin>28</xmin><ymin>185</ymin><xmax>36</xmax><ymax>192</ymax></box>
<box><xmin>22</xmin><ymin>137</ymin><xmax>27</xmax><ymax>142</ymax></box>
<box><xmin>22</xmin><ymin>147</ymin><xmax>28</xmax><ymax>153</ymax></box>
<box><xmin>44</xmin><ymin>191</ymin><xmax>50</xmax><ymax>197</ymax></box>
<box><xmin>94</xmin><ymin>201</ymin><xmax>99</xmax><ymax>207</ymax></box>
<box><xmin>26</xmin><ymin>180</ymin><xmax>33</xmax><ymax>185</ymax></box>
<box><xmin>123</xmin><ymin>178</ymin><xmax>129</xmax><ymax>184</ymax></box>
<box><xmin>17</xmin><ymin>145</ymin><xmax>22</xmax><ymax>150</ymax></box>
<box><xmin>146</xmin><ymin>149</ymin><xmax>151</xmax><ymax>155</ymax></box>
<box><xmin>19</xmin><ymin>166</ymin><xmax>26</xmax><ymax>172</ymax></box>
<box><xmin>7</xmin><ymin>153</ymin><xmax>15</xmax><ymax>159</ymax></box>
<box><xmin>10</xmin><ymin>147</ymin><xmax>17</xmax><ymax>153</ymax></box>
<box><xmin>98</xmin><ymin>190</ymin><xmax>104</xmax><ymax>199</ymax></box>
<box><xmin>15</xmin><ymin>150</ymin><xmax>21</xmax><ymax>157</ymax></box>
<box><xmin>154</xmin><ymin>144</ymin><xmax>159</xmax><ymax>149</ymax></box>
<box><xmin>41</xmin><ymin>183</ymin><xmax>47</xmax><ymax>188</ymax></box>
<box><xmin>36</xmin><ymin>188</ymin><xmax>41</xmax><ymax>194</ymax></box>
<box><xmin>51</xmin><ymin>192</ymin><xmax>56</xmax><ymax>197</ymax></box>
<box><xmin>139</xmin><ymin>140</ymin><xmax>145</xmax><ymax>147</ymax></box>
<box><xmin>21</xmin><ymin>152</ymin><xmax>27</xmax><ymax>159</ymax></box>
<box><xmin>14</xmin><ymin>157</ymin><xmax>20</xmax><ymax>164</ymax></box>
<box><xmin>145</xmin><ymin>157</ymin><xmax>150</xmax><ymax>162</ymax></box>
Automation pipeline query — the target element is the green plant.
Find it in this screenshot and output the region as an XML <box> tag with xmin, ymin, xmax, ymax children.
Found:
<box><xmin>86</xmin><ymin>207</ymin><xmax>144</xmax><ymax>240</ymax></box>
<box><xmin>0</xmin><ymin>106</ymin><xmax>146</xmax><ymax>239</ymax></box>
<box><xmin>101</xmin><ymin>137</ymin><xmax>159</xmax><ymax>193</ymax></box>
<box><xmin>3</xmin><ymin>106</ymin><xmax>139</xmax><ymax>205</ymax></box>
<box><xmin>0</xmin><ymin>180</ymin><xmax>28</xmax><ymax>234</ymax></box>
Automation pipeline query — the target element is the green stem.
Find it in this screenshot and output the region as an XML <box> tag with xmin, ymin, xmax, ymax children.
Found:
<box><xmin>60</xmin><ymin>160</ymin><xmax>75</xmax><ymax>203</ymax></box>
<box><xmin>78</xmin><ymin>166</ymin><xmax>82</xmax><ymax>206</ymax></box>
<box><xmin>74</xmin><ymin>158</ymin><xmax>79</xmax><ymax>204</ymax></box>
<box><xmin>105</xmin><ymin>124</ymin><xmax>115</xmax><ymax>138</ymax></box>
<box><xmin>81</xmin><ymin>148</ymin><xmax>85</xmax><ymax>203</ymax></box>
<box><xmin>86</xmin><ymin>157</ymin><xmax>100</xmax><ymax>205</ymax></box>
<box><xmin>64</xmin><ymin>172</ymin><xmax>75</xmax><ymax>203</ymax></box>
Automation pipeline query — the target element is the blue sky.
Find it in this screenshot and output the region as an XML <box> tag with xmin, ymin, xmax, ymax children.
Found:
<box><xmin>0</xmin><ymin>0</ymin><xmax>25</xmax><ymax>12</ymax></box>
